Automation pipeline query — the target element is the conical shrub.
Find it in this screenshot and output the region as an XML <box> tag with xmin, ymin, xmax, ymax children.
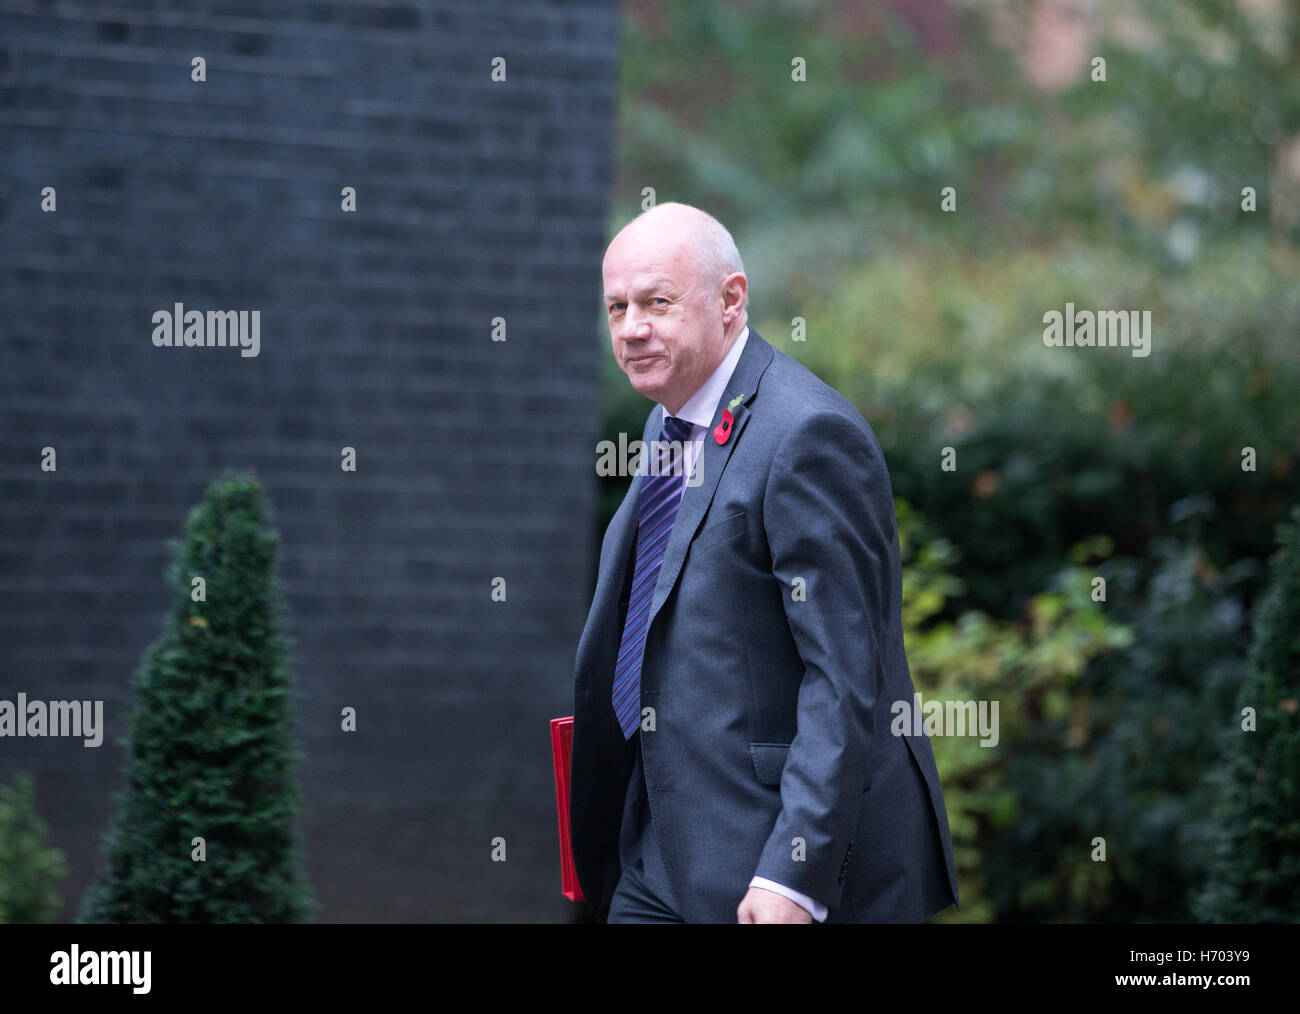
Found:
<box><xmin>79</xmin><ymin>471</ymin><xmax>315</xmax><ymax>923</ymax></box>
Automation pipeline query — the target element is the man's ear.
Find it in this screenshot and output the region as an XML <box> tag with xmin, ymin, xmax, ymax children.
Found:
<box><xmin>720</xmin><ymin>271</ymin><xmax>748</xmax><ymax>323</ymax></box>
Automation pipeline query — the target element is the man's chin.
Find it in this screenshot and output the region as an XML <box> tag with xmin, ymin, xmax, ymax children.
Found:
<box><xmin>627</xmin><ymin>374</ymin><xmax>668</xmax><ymax>402</ymax></box>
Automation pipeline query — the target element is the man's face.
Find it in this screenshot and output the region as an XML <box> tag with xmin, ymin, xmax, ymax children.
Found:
<box><xmin>602</xmin><ymin>227</ymin><xmax>726</xmax><ymax>415</ymax></box>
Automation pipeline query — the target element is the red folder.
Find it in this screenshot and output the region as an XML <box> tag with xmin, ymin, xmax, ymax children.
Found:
<box><xmin>550</xmin><ymin>716</ymin><xmax>584</xmax><ymax>901</ymax></box>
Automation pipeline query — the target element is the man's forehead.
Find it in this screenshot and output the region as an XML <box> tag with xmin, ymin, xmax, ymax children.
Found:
<box><xmin>605</xmin><ymin>224</ymin><xmax>694</xmax><ymax>266</ymax></box>
<box><xmin>602</xmin><ymin>271</ymin><xmax>681</xmax><ymax>299</ymax></box>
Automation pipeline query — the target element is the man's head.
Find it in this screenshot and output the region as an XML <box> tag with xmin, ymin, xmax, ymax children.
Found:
<box><xmin>602</xmin><ymin>202</ymin><xmax>748</xmax><ymax>415</ymax></box>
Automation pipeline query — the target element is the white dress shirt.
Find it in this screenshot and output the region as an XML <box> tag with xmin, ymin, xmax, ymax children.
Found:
<box><xmin>653</xmin><ymin>324</ymin><xmax>829</xmax><ymax>923</ymax></box>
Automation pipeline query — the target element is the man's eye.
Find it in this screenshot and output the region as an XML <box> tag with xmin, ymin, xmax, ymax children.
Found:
<box><xmin>651</xmin><ymin>297</ymin><xmax>668</xmax><ymax>305</ymax></box>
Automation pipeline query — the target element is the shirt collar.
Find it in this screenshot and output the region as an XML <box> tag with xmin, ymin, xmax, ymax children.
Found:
<box><xmin>661</xmin><ymin>325</ymin><xmax>750</xmax><ymax>431</ymax></box>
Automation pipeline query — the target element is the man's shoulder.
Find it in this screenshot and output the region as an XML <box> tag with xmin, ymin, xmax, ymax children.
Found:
<box><xmin>749</xmin><ymin>338</ymin><xmax>897</xmax><ymax>514</ymax></box>
<box><xmin>755</xmin><ymin>338</ymin><xmax>875</xmax><ymax>440</ymax></box>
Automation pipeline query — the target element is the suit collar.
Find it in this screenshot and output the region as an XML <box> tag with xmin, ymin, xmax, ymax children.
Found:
<box><xmin>663</xmin><ymin>325</ymin><xmax>750</xmax><ymax>431</ymax></box>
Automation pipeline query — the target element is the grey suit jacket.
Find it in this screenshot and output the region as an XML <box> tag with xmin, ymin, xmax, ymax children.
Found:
<box><xmin>570</xmin><ymin>328</ymin><xmax>960</xmax><ymax>922</ymax></box>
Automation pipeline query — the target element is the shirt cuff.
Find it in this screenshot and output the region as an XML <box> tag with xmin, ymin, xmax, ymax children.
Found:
<box><xmin>749</xmin><ymin>876</ymin><xmax>828</xmax><ymax>922</ymax></box>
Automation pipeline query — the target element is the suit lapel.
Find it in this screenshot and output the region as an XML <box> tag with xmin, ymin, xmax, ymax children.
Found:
<box><xmin>646</xmin><ymin>330</ymin><xmax>774</xmax><ymax>632</ymax></box>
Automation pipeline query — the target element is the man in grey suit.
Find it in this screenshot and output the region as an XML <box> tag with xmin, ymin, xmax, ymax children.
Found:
<box><xmin>570</xmin><ymin>202</ymin><xmax>959</xmax><ymax>923</ymax></box>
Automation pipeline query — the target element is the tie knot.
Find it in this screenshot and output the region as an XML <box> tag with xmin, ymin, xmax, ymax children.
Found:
<box><xmin>662</xmin><ymin>415</ymin><xmax>693</xmax><ymax>443</ymax></box>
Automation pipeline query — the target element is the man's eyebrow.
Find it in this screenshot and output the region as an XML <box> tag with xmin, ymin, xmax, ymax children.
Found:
<box><xmin>604</xmin><ymin>282</ymin><xmax>673</xmax><ymax>302</ymax></box>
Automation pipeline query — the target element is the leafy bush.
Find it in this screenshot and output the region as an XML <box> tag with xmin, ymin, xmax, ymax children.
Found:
<box><xmin>977</xmin><ymin>502</ymin><xmax>1256</xmax><ymax>922</ymax></box>
<box><xmin>1195</xmin><ymin>506</ymin><xmax>1300</xmax><ymax>922</ymax></box>
<box><xmin>794</xmin><ymin>237</ymin><xmax>1300</xmax><ymax>620</ymax></box>
<box><xmin>896</xmin><ymin>501</ymin><xmax>1133</xmax><ymax>922</ymax></box>
<box><xmin>0</xmin><ymin>772</ymin><xmax>68</xmax><ymax>923</ymax></box>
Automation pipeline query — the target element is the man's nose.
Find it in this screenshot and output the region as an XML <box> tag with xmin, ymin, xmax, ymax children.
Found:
<box><xmin>619</xmin><ymin>308</ymin><xmax>652</xmax><ymax>342</ymax></box>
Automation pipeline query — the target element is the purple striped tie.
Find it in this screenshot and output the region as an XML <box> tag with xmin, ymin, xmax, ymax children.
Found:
<box><xmin>611</xmin><ymin>414</ymin><xmax>695</xmax><ymax>739</ymax></box>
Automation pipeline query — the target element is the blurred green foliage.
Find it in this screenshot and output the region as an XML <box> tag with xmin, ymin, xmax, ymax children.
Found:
<box><xmin>805</xmin><ymin>237</ymin><xmax>1300</xmax><ymax>618</ymax></box>
<box><xmin>0</xmin><ymin>772</ymin><xmax>67</xmax><ymax>923</ymax></box>
<box><xmin>599</xmin><ymin>0</ymin><xmax>1300</xmax><ymax>921</ymax></box>
<box><xmin>1196</xmin><ymin>507</ymin><xmax>1300</xmax><ymax>922</ymax></box>
<box><xmin>896</xmin><ymin>501</ymin><xmax>1132</xmax><ymax>922</ymax></box>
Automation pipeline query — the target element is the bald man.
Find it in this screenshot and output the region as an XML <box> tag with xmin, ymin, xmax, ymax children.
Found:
<box><xmin>569</xmin><ymin>203</ymin><xmax>959</xmax><ymax>923</ymax></box>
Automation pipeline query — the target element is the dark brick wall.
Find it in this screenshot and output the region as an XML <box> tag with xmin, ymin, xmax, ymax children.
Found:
<box><xmin>0</xmin><ymin>1</ymin><xmax>619</xmax><ymax>922</ymax></box>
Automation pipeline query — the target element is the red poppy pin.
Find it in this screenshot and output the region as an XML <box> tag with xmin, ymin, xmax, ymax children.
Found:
<box><xmin>714</xmin><ymin>394</ymin><xmax>746</xmax><ymax>445</ymax></box>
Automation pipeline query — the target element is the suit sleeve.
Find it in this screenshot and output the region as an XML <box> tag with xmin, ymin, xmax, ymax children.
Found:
<box><xmin>751</xmin><ymin>409</ymin><xmax>897</xmax><ymax>908</ymax></box>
